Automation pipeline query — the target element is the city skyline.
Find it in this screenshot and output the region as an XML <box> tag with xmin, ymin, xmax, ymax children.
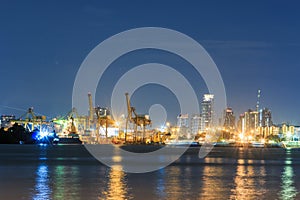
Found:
<box><xmin>2</xmin><ymin>2</ymin><xmax>300</xmax><ymax>199</ymax></box>
<box><xmin>1</xmin><ymin>1</ymin><xmax>300</xmax><ymax>125</ymax></box>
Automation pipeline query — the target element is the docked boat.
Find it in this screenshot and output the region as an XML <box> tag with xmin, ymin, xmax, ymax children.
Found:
<box><xmin>251</xmin><ymin>142</ymin><xmax>265</xmax><ymax>148</ymax></box>
<box><xmin>57</xmin><ymin>133</ymin><xmax>82</xmax><ymax>145</ymax></box>
<box><xmin>165</xmin><ymin>140</ymin><xmax>200</xmax><ymax>147</ymax></box>
<box><xmin>57</xmin><ymin>137</ymin><xmax>82</xmax><ymax>145</ymax></box>
<box><xmin>282</xmin><ymin>141</ymin><xmax>300</xmax><ymax>148</ymax></box>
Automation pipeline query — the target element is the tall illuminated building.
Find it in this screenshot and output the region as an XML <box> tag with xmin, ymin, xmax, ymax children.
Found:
<box><xmin>190</xmin><ymin>114</ymin><xmax>201</xmax><ymax>135</ymax></box>
<box><xmin>200</xmin><ymin>94</ymin><xmax>214</xmax><ymax>131</ymax></box>
<box><xmin>223</xmin><ymin>107</ymin><xmax>235</xmax><ymax>130</ymax></box>
<box><xmin>177</xmin><ymin>114</ymin><xmax>189</xmax><ymax>128</ymax></box>
<box><xmin>177</xmin><ymin>114</ymin><xmax>189</xmax><ymax>138</ymax></box>
<box><xmin>257</xmin><ymin>108</ymin><xmax>273</xmax><ymax>137</ymax></box>
<box><xmin>259</xmin><ymin>108</ymin><xmax>272</xmax><ymax>127</ymax></box>
<box><xmin>237</xmin><ymin>109</ymin><xmax>259</xmax><ymax>136</ymax></box>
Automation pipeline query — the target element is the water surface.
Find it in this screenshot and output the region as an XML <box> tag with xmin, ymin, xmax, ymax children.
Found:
<box><xmin>0</xmin><ymin>145</ymin><xmax>299</xmax><ymax>200</ymax></box>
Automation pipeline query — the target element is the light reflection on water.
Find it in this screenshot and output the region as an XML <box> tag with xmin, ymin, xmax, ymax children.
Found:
<box><xmin>155</xmin><ymin>168</ymin><xmax>166</xmax><ymax>199</ymax></box>
<box><xmin>2</xmin><ymin>145</ymin><xmax>300</xmax><ymax>199</ymax></box>
<box><xmin>279</xmin><ymin>149</ymin><xmax>298</xmax><ymax>200</ymax></box>
<box><xmin>164</xmin><ymin>167</ymin><xmax>184</xmax><ymax>199</ymax></box>
<box><xmin>230</xmin><ymin>160</ymin><xmax>267</xmax><ymax>200</ymax></box>
<box><xmin>280</xmin><ymin>165</ymin><xmax>297</xmax><ymax>200</ymax></box>
<box><xmin>154</xmin><ymin>165</ymin><xmax>194</xmax><ymax>199</ymax></box>
<box><xmin>52</xmin><ymin>165</ymin><xmax>80</xmax><ymax>200</ymax></box>
<box><xmin>103</xmin><ymin>165</ymin><xmax>131</xmax><ymax>200</ymax></box>
<box><xmin>200</xmin><ymin>165</ymin><xmax>227</xmax><ymax>199</ymax></box>
<box><xmin>31</xmin><ymin>164</ymin><xmax>81</xmax><ymax>200</ymax></box>
<box><xmin>33</xmin><ymin>164</ymin><xmax>51</xmax><ymax>200</ymax></box>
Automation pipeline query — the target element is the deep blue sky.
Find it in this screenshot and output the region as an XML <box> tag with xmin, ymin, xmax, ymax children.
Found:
<box><xmin>1</xmin><ymin>1</ymin><xmax>300</xmax><ymax>125</ymax></box>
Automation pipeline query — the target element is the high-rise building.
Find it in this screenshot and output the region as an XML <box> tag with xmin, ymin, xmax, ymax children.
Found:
<box><xmin>190</xmin><ymin>114</ymin><xmax>201</xmax><ymax>135</ymax></box>
<box><xmin>259</xmin><ymin>108</ymin><xmax>272</xmax><ymax>127</ymax></box>
<box><xmin>238</xmin><ymin>109</ymin><xmax>259</xmax><ymax>135</ymax></box>
<box><xmin>200</xmin><ymin>94</ymin><xmax>214</xmax><ymax>131</ymax></box>
<box><xmin>237</xmin><ymin>114</ymin><xmax>244</xmax><ymax>134</ymax></box>
<box><xmin>177</xmin><ymin>114</ymin><xmax>189</xmax><ymax>128</ymax></box>
<box><xmin>177</xmin><ymin>114</ymin><xmax>189</xmax><ymax>139</ymax></box>
<box><xmin>0</xmin><ymin>115</ymin><xmax>15</xmax><ymax>128</ymax></box>
<box><xmin>223</xmin><ymin>108</ymin><xmax>235</xmax><ymax>130</ymax></box>
<box><xmin>257</xmin><ymin>108</ymin><xmax>273</xmax><ymax>137</ymax></box>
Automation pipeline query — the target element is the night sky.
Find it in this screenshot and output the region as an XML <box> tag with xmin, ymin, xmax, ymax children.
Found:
<box><xmin>1</xmin><ymin>1</ymin><xmax>300</xmax><ymax>125</ymax></box>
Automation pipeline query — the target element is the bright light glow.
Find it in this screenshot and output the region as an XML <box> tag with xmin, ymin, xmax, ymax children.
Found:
<box><xmin>157</xmin><ymin>125</ymin><xmax>166</xmax><ymax>132</ymax></box>
<box><xmin>39</xmin><ymin>130</ymin><xmax>49</xmax><ymax>138</ymax></box>
<box><xmin>35</xmin><ymin>126</ymin><xmax>56</xmax><ymax>142</ymax></box>
<box><xmin>287</xmin><ymin>131</ymin><xmax>292</xmax><ymax>138</ymax></box>
<box><xmin>239</xmin><ymin>133</ymin><xmax>244</xmax><ymax>140</ymax></box>
<box><xmin>203</xmin><ymin>94</ymin><xmax>214</xmax><ymax>101</ymax></box>
<box><xmin>99</xmin><ymin>127</ymin><xmax>119</xmax><ymax>137</ymax></box>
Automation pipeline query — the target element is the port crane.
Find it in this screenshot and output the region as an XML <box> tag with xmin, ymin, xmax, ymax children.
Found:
<box><xmin>52</xmin><ymin>107</ymin><xmax>86</xmax><ymax>137</ymax></box>
<box><xmin>125</xmin><ymin>92</ymin><xmax>151</xmax><ymax>143</ymax></box>
<box><xmin>95</xmin><ymin>106</ymin><xmax>115</xmax><ymax>139</ymax></box>
<box><xmin>11</xmin><ymin>107</ymin><xmax>48</xmax><ymax>132</ymax></box>
<box><xmin>64</xmin><ymin>107</ymin><xmax>79</xmax><ymax>136</ymax></box>
<box><xmin>88</xmin><ymin>93</ymin><xmax>115</xmax><ymax>142</ymax></box>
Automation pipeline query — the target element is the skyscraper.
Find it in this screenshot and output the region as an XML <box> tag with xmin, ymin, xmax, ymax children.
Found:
<box><xmin>200</xmin><ymin>94</ymin><xmax>214</xmax><ymax>131</ymax></box>
<box><xmin>177</xmin><ymin>114</ymin><xmax>189</xmax><ymax>139</ymax></box>
<box><xmin>190</xmin><ymin>114</ymin><xmax>201</xmax><ymax>135</ymax></box>
<box><xmin>223</xmin><ymin>108</ymin><xmax>235</xmax><ymax>131</ymax></box>
<box><xmin>260</xmin><ymin>108</ymin><xmax>272</xmax><ymax>127</ymax></box>
<box><xmin>177</xmin><ymin>114</ymin><xmax>189</xmax><ymax>128</ymax></box>
<box><xmin>238</xmin><ymin>109</ymin><xmax>259</xmax><ymax>135</ymax></box>
<box><xmin>257</xmin><ymin>108</ymin><xmax>273</xmax><ymax>138</ymax></box>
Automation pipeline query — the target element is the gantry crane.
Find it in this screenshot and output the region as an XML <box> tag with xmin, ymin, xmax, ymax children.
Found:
<box><xmin>12</xmin><ymin>107</ymin><xmax>48</xmax><ymax>132</ymax></box>
<box><xmin>52</xmin><ymin>107</ymin><xmax>86</xmax><ymax>138</ymax></box>
<box><xmin>125</xmin><ymin>92</ymin><xmax>151</xmax><ymax>143</ymax></box>
<box><xmin>88</xmin><ymin>93</ymin><xmax>115</xmax><ymax>142</ymax></box>
<box><xmin>96</xmin><ymin>107</ymin><xmax>115</xmax><ymax>138</ymax></box>
<box><xmin>64</xmin><ymin>107</ymin><xmax>79</xmax><ymax>136</ymax></box>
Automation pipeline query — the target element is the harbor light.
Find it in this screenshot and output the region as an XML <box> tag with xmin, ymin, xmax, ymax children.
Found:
<box><xmin>166</xmin><ymin>122</ymin><xmax>170</xmax><ymax>127</ymax></box>
<box><xmin>33</xmin><ymin>127</ymin><xmax>58</xmax><ymax>144</ymax></box>
<box><xmin>239</xmin><ymin>133</ymin><xmax>244</xmax><ymax>140</ymax></box>
<box><xmin>39</xmin><ymin>130</ymin><xmax>49</xmax><ymax>139</ymax></box>
<box><xmin>114</xmin><ymin>121</ymin><xmax>120</xmax><ymax>127</ymax></box>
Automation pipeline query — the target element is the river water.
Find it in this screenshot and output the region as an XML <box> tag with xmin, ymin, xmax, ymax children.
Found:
<box><xmin>0</xmin><ymin>145</ymin><xmax>299</xmax><ymax>200</ymax></box>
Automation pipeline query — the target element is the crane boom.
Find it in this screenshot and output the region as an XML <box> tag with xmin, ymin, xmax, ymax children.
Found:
<box><xmin>88</xmin><ymin>93</ymin><xmax>94</xmax><ymax>122</ymax></box>
<box><xmin>125</xmin><ymin>92</ymin><xmax>133</xmax><ymax>121</ymax></box>
<box><xmin>124</xmin><ymin>92</ymin><xmax>151</xmax><ymax>143</ymax></box>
